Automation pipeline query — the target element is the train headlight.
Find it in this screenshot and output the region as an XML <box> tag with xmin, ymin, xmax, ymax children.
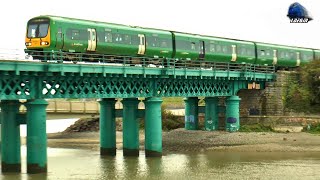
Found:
<box><xmin>41</xmin><ymin>41</ymin><xmax>49</xmax><ymax>45</ymax></box>
<box><xmin>25</xmin><ymin>42</ymin><xmax>32</xmax><ymax>46</ymax></box>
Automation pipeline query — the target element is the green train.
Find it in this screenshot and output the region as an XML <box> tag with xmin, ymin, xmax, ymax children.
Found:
<box><xmin>25</xmin><ymin>15</ymin><xmax>320</xmax><ymax>67</ymax></box>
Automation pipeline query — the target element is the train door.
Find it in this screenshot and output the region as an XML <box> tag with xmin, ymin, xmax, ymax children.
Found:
<box><xmin>273</xmin><ymin>50</ymin><xmax>278</xmax><ymax>65</ymax></box>
<box><xmin>87</xmin><ymin>28</ymin><xmax>97</xmax><ymax>51</ymax></box>
<box><xmin>296</xmin><ymin>52</ymin><xmax>301</xmax><ymax>66</ymax></box>
<box><xmin>199</xmin><ymin>40</ymin><xmax>205</xmax><ymax>59</ymax></box>
<box><xmin>56</xmin><ymin>27</ymin><xmax>64</xmax><ymax>49</ymax></box>
<box><xmin>138</xmin><ymin>34</ymin><xmax>146</xmax><ymax>55</ymax></box>
<box><xmin>231</xmin><ymin>45</ymin><xmax>237</xmax><ymax>62</ymax></box>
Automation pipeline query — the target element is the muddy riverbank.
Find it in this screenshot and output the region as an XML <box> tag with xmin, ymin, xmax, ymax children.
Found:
<box><xmin>43</xmin><ymin>128</ymin><xmax>320</xmax><ymax>154</ymax></box>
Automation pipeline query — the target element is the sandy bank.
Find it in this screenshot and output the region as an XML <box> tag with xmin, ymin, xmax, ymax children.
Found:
<box><xmin>44</xmin><ymin>128</ymin><xmax>320</xmax><ymax>154</ymax></box>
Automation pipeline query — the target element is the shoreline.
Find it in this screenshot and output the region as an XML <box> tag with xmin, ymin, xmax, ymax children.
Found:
<box><xmin>44</xmin><ymin>128</ymin><xmax>320</xmax><ymax>154</ymax></box>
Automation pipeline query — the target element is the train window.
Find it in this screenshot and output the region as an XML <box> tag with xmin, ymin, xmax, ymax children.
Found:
<box><xmin>265</xmin><ymin>50</ymin><xmax>271</xmax><ymax>56</ymax></box>
<box><xmin>222</xmin><ymin>46</ymin><xmax>228</xmax><ymax>53</ymax></box>
<box><xmin>247</xmin><ymin>49</ymin><xmax>253</xmax><ymax>56</ymax></box>
<box><xmin>191</xmin><ymin>42</ymin><xmax>196</xmax><ymax>50</ymax></box>
<box><xmin>240</xmin><ymin>48</ymin><xmax>246</xmax><ymax>55</ymax></box>
<box><xmin>160</xmin><ymin>40</ymin><xmax>168</xmax><ymax>48</ymax></box>
<box><xmin>104</xmin><ymin>32</ymin><xmax>112</xmax><ymax>42</ymax></box>
<box><xmin>148</xmin><ymin>37</ymin><xmax>158</xmax><ymax>47</ymax></box>
<box><xmin>285</xmin><ymin>52</ymin><xmax>290</xmax><ymax>58</ymax></box>
<box><xmin>114</xmin><ymin>34</ymin><xmax>122</xmax><ymax>43</ymax></box>
<box><xmin>290</xmin><ymin>52</ymin><xmax>295</xmax><ymax>59</ymax></box>
<box><xmin>131</xmin><ymin>35</ymin><xmax>139</xmax><ymax>45</ymax></box>
<box><xmin>178</xmin><ymin>40</ymin><xmax>190</xmax><ymax>50</ymax></box>
<box><xmin>210</xmin><ymin>44</ymin><xmax>215</xmax><ymax>52</ymax></box>
<box><xmin>124</xmin><ymin>35</ymin><xmax>131</xmax><ymax>44</ymax></box>
<box><xmin>57</xmin><ymin>28</ymin><xmax>62</xmax><ymax>38</ymax></box>
<box><xmin>301</xmin><ymin>53</ymin><xmax>306</xmax><ymax>60</ymax></box>
<box><xmin>216</xmin><ymin>45</ymin><xmax>221</xmax><ymax>52</ymax></box>
<box><xmin>303</xmin><ymin>53</ymin><xmax>312</xmax><ymax>60</ymax></box>
<box><xmin>260</xmin><ymin>50</ymin><xmax>265</xmax><ymax>56</ymax></box>
<box><xmin>71</xmin><ymin>30</ymin><xmax>80</xmax><ymax>40</ymax></box>
<box><xmin>280</xmin><ymin>51</ymin><xmax>285</xmax><ymax>58</ymax></box>
<box><xmin>38</xmin><ymin>24</ymin><xmax>49</xmax><ymax>37</ymax></box>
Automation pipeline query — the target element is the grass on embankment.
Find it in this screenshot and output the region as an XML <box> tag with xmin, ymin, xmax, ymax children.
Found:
<box><xmin>161</xmin><ymin>97</ymin><xmax>184</xmax><ymax>108</ymax></box>
<box><xmin>302</xmin><ymin>123</ymin><xmax>320</xmax><ymax>134</ymax></box>
<box><xmin>239</xmin><ymin>124</ymin><xmax>274</xmax><ymax>132</ymax></box>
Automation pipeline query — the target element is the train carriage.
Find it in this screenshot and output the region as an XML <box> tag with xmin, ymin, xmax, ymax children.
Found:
<box><xmin>256</xmin><ymin>43</ymin><xmax>314</xmax><ymax>68</ymax></box>
<box><xmin>203</xmin><ymin>37</ymin><xmax>255</xmax><ymax>64</ymax></box>
<box><xmin>25</xmin><ymin>15</ymin><xmax>173</xmax><ymax>62</ymax></box>
<box><xmin>173</xmin><ymin>33</ymin><xmax>256</xmax><ymax>64</ymax></box>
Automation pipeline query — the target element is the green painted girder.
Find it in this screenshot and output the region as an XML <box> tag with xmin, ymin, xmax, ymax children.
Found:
<box><xmin>0</xmin><ymin>61</ymin><xmax>275</xmax><ymax>80</ymax></box>
<box><xmin>0</xmin><ymin>61</ymin><xmax>276</xmax><ymax>100</ymax></box>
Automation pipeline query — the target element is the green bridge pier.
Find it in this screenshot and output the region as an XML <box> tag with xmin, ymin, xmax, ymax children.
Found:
<box><xmin>184</xmin><ymin>96</ymin><xmax>241</xmax><ymax>131</ymax></box>
<box><xmin>0</xmin><ymin>55</ymin><xmax>275</xmax><ymax>173</ymax></box>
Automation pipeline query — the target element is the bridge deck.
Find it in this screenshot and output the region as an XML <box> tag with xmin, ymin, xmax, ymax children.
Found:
<box><xmin>0</xmin><ymin>55</ymin><xmax>275</xmax><ymax>100</ymax></box>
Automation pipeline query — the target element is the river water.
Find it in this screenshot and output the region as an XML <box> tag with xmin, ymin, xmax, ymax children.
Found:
<box><xmin>1</xmin><ymin>149</ymin><xmax>320</xmax><ymax>180</ymax></box>
<box><xmin>1</xmin><ymin>119</ymin><xmax>320</xmax><ymax>179</ymax></box>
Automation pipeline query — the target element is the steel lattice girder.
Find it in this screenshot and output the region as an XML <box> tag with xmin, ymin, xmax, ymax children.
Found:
<box><xmin>0</xmin><ymin>73</ymin><xmax>256</xmax><ymax>99</ymax></box>
<box><xmin>0</xmin><ymin>61</ymin><xmax>275</xmax><ymax>100</ymax></box>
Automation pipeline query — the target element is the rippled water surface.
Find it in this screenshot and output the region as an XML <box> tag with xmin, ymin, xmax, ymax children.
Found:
<box><xmin>1</xmin><ymin>148</ymin><xmax>320</xmax><ymax>180</ymax></box>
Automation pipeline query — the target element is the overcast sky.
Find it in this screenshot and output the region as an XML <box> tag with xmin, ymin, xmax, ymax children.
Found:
<box><xmin>1</xmin><ymin>0</ymin><xmax>319</xmax><ymax>52</ymax></box>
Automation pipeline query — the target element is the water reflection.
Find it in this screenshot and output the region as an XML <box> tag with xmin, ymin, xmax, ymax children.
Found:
<box><xmin>145</xmin><ymin>157</ymin><xmax>163</xmax><ymax>177</ymax></box>
<box><xmin>1</xmin><ymin>149</ymin><xmax>320</xmax><ymax>180</ymax></box>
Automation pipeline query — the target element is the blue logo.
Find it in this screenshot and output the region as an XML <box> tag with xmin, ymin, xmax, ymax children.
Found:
<box><xmin>287</xmin><ymin>2</ymin><xmax>313</xmax><ymax>23</ymax></box>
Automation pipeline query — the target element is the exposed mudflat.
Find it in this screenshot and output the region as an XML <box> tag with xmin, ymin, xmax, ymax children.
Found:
<box><xmin>43</xmin><ymin>128</ymin><xmax>320</xmax><ymax>154</ymax></box>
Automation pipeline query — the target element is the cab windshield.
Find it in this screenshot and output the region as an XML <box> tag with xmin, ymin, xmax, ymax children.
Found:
<box><xmin>27</xmin><ymin>18</ymin><xmax>49</xmax><ymax>38</ymax></box>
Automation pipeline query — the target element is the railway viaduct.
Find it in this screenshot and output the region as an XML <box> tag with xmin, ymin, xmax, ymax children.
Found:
<box><xmin>0</xmin><ymin>54</ymin><xmax>275</xmax><ymax>173</ymax></box>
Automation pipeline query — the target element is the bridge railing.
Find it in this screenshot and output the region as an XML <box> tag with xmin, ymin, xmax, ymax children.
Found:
<box><xmin>21</xmin><ymin>49</ymin><xmax>275</xmax><ymax>74</ymax></box>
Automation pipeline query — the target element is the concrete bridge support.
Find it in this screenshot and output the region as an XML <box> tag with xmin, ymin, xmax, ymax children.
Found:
<box><xmin>0</xmin><ymin>100</ymin><xmax>21</xmax><ymax>173</ymax></box>
<box><xmin>26</xmin><ymin>99</ymin><xmax>48</xmax><ymax>173</ymax></box>
<box><xmin>99</xmin><ymin>98</ymin><xmax>116</xmax><ymax>156</ymax></box>
<box><xmin>122</xmin><ymin>98</ymin><xmax>140</xmax><ymax>156</ymax></box>
<box><xmin>145</xmin><ymin>97</ymin><xmax>162</xmax><ymax>157</ymax></box>
<box><xmin>184</xmin><ymin>97</ymin><xmax>199</xmax><ymax>130</ymax></box>
<box><xmin>204</xmin><ymin>97</ymin><xmax>219</xmax><ymax>131</ymax></box>
<box><xmin>225</xmin><ymin>96</ymin><xmax>241</xmax><ymax>132</ymax></box>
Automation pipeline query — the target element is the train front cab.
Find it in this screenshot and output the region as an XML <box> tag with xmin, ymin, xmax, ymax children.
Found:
<box><xmin>25</xmin><ymin>17</ymin><xmax>51</xmax><ymax>59</ymax></box>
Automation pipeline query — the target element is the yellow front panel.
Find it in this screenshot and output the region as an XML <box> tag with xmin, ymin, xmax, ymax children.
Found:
<box><xmin>25</xmin><ymin>27</ymin><xmax>51</xmax><ymax>48</ymax></box>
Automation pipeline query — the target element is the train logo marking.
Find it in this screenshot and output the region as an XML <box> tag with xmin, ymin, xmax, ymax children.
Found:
<box><xmin>287</xmin><ymin>2</ymin><xmax>313</xmax><ymax>23</ymax></box>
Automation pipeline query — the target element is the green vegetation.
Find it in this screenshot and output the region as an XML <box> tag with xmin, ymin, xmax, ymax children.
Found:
<box><xmin>239</xmin><ymin>124</ymin><xmax>274</xmax><ymax>132</ymax></box>
<box><xmin>284</xmin><ymin>60</ymin><xmax>320</xmax><ymax>113</ymax></box>
<box><xmin>302</xmin><ymin>123</ymin><xmax>320</xmax><ymax>134</ymax></box>
<box><xmin>162</xmin><ymin>97</ymin><xmax>184</xmax><ymax>107</ymax></box>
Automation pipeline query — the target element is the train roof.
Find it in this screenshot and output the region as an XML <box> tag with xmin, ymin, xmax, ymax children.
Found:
<box><xmin>31</xmin><ymin>15</ymin><xmax>171</xmax><ymax>35</ymax></box>
<box><xmin>255</xmin><ymin>42</ymin><xmax>314</xmax><ymax>51</ymax></box>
